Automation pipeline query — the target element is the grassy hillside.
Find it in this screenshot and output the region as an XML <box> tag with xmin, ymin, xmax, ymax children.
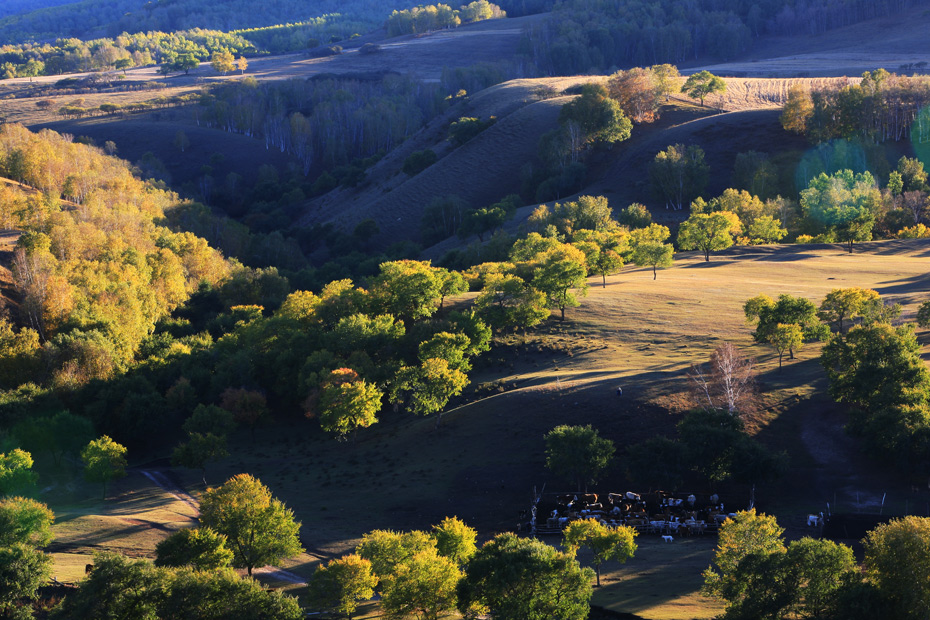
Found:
<box><xmin>40</xmin><ymin>238</ymin><xmax>930</xmax><ymax>618</ymax></box>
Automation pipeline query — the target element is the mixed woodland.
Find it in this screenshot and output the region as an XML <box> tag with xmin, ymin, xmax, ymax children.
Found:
<box><xmin>4</xmin><ymin>0</ymin><xmax>930</xmax><ymax>618</ymax></box>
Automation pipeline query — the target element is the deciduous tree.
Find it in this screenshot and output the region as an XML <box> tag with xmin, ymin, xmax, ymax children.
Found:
<box><xmin>864</xmin><ymin>516</ymin><xmax>930</xmax><ymax>620</ymax></box>
<box><xmin>155</xmin><ymin>527</ymin><xmax>233</xmax><ymax>571</ymax></box>
<box><xmin>457</xmin><ymin>533</ymin><xmax>593</xmax><ymax>620</ymax></box>
<box><xmin>431</xmin><ymin>516</ymin><xmax>477</xmax><ymax>565</ymax></box>
<box><xmin>356</xmin><ymin>529</ymin><xmax>436</xmax><ymax>582</ymax></box>
<box><xmin>563</xmin><ymin>520</ymin><xmax>637</xmax><ymax>586</ymax></box>
<box><xmin>702</xmin><ymin>509</ymin><xmax>786</xmax><ymax>602</ymax></box>
<box><xmin>677</xmin><ymin>212</ymin><xmax>740</xmax><ymax>261</ymax></box>
<box><xmin>199</xmin><ymin>474</ymin><xmax>303</xmax><ymax>576</ymax></box>
<box><xmin>210</xmin><ymin>51</ymin><xmax>235</xmax><ymax>74</ymax></box>
<box><xmin>315</xmin><ymin>368</ymin><xmax>382</xmax><ymax>440</ymax></box>
<box><xmin>817</xmin><ymin>287</ymin><xmax>881</xmax><ymax>333</ymax></box>
<box><xmin>80</xmin><ymin>436</ymin><xmax>126</xmax><ymax>500</ymax></box>
<box><xmin>681</xmin><ymin>70</ymin><xmax>726</xmax><ymax>106</ymax></box>
<box><xmin>382</xmin><ymin>548</ymin><xmax>462</xmax><ymax>620</ymax></box>
<box><xmin>172</xmin><ymin>433</ymin><xmax>229</xmax><ymax>485</ymax></box>
<box><xmin>768</xmin><ymin>323</ymin><xmax>803</xmax><ymax>369</ymax></box>
<box><xmin>650</xmin><ymin>144</ymin><xmax>709</xmax><ymax>210</ymax></box>
<box><xmin>0</xmin><ymin>449</ymin><xmax>37</xmax><ymax>497</ymax></box>
<box><xmin>306</xmin><ymin>554</ymin><xmax>377</xmax><ymax>619</ymax></box>
<box><xmin>545</xmin><ymin>425</ymin><xmax>615</xmax><ymax>491</ymax></box>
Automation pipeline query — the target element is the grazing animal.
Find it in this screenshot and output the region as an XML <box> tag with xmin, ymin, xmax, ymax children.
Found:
<box><xmin>84</xmin><ymin>564</ymin><xmax>93</xmax><ymax>574</ymax></box>
<box><xmin>687</xmin><ymin>494</ymin><xmax>696</xmax><ymax>506</ymax></box>
<box><xmin>710</xmin><ymin>493</ymin><xmax>719</xmax><ymax>504</ymax></box>
<box><xmin>661</xmin><ymin>535</ymin><xmax>674</xmax><ymax>543</ymax></box>
<box><xmin>807</xmin><ymin>513</ymin><xmax>823</xmax><ymax>527</ymax></box>
<box><xmin>625</xmin><ymin>492</ymin><xmax>641</xmax><ymax>501</ymax></box>
<box><xmin>580</xmin><ymin>493</ymin><xmax>598</xmax><ymax>504</ymax></box>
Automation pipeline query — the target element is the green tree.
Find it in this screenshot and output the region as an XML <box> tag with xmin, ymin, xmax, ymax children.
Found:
<box><xmin>629</xmin><ymin>224</ymin><xmax>674</xmax><ymax>279</ymax></box>
<box><xmin>80</xmin><ymin>436</ymin><xmax>127</xmax><ymax>500</ymax></box>
<box><xmin>0</xmin><ymin>497</ymin><xmax>53</xmax><ymax>548</ymax></box>
<box><xmin>747</xmin><ymin>215</ymin><xmax>787</xmax><ymax>244</ymax></box>
<box><xmin>372</xmin><ymin>260</ymin><xmax>443</xmax><ymax>321</ymax></box>
<box><xmin>821</xmin><ymin>323</ymin><xmax>930</xmax><ymax>411</ymax></box>
<box><xmin>52</xmin><ymin>552</ymin><xmax>168</xmax><ymax>619</ymax></box>
<box><xmin>702</xmin><ymin>509</ymin><xmax>786</xmax><ymax>603</ymax></box>
<box><xmin>769</xmin><ymin>323</ymin><xmax>803</xmax><ymax>369</ymax></box>
<box><xmin>800</xmin><ymin>170</ymin><xmax>881</xmax><ymax>253</ymax></box>
<box><xmin>172</xmin><ymin>433</ymin><xmax>228</xmax><ymax>485</ymax></box>
<box><xmin>864</xmin><ymin>516</ymin><xmax>930</xmax><ymax>620</ymax></box>
<box><xmin>435</xmin><ymin>268</ymin><xmax>468</xmax><ymax>310</ymax></box>
<box><xmin>474</xmin><ymin>273</ymin><xmax>549</xmax><ymax>332</ymax></box>
<box><xmin>563</xmin><ymin>520</ymin><xmax>637</xmax><ymax>587</ymax></box>
<box><xmin>382</xmin><ymin>548</ymin><xmax>462</xmax><ymax>620</ymax></box>
<box><xmin>681</xmin><ymin>70</ymin><xmax>726</xmax><ymax>106</ymax></box>
<box><xmin>154</xmin><ymin>527</ymin><xmax>233</xmax><ymax>571</ymax></box>
<box><xmin>457</xmin><ymin>533</ymin><xmax>593</xmax><ymax>620</ymax></box>
<box><xmin>650</xmin><ymin>144</ymin><xmax>709</xmax><ymax>210</ymax></box>
<box><xmin>532</xmin><ymin>245</ymin><xmax>588</xmax><ymax>321</ymax></box>
<box><xmin>13</xmin><ymin>411</ymin><xmax>94</xmax><ymax>467</ymax></box>
<box><xmin>210</xmin><ymin>50</ymin><xmax>235</xmax><ymax>74</ymax></box>
<box><xmin>431</xmin><ymin>516</ymin><xmax>477</xmax><ymax>565</ymax></box>
<box><xmin>0</xmin><ymin>543</ymin><xmax>52</xmax><ymax>616</ymax></box>
<box><xmin>356</xmin><ymin>529</ymin><xmax>436</xmax><ymax>583</ymax></box>
<box><xmin>574</xmin><ymin>229</ymin><xmax>628</xmax><ymax>288</ymax></box>
<box><xmin>918</xmin><ymin>300</ymin><xmax>930</xmax><ymax>328</ymax></box>
<box><xmin>744</xmin><ymin>294</ymin><xmax>828</xmax><ymax>350</ymax></box>
<box><xmin>559</xmin><ymin>83</ymin><xmax>632</xmax><ymax>154</ymax></box>
<box><xmin>897</xmin><ymin>156</ymin><xmax>929</xmax><ymax>193</ymax></box>
<box><xmin>787</xmin><ymin>537</ymin><xmax>857</xmax><ymax>618</ymax></box>
<box><xmin>316</xmin><ymin>368</ymin><xmax>382</xmax><ymax>440</ymax></box>
<box><xmin>817</xmin><ymin>287</ymin><xmax>881</xmax><ymax>333</ymax></box>
<box><xmin>306</xmin><ymin>554</ymin><xmax>377</xmax><ymax>619</ymax></box>
<box><xmin>677</xmin><ymin>212</ymin><xmax>740</xmax><ymax>261</ymax></box>
<box><xmin>172</xmin><ymin>53</ymin><xmax>199</xmax><ymax>74</ymax></box>
<box><xmin>545</xmin><ymin>425</ymin><xmax>615</xmax><ymax>491</ymax></box>
<box><xmin>199</xmin><ymin>474</ymin><xmax>304</xmax><ymax>576</ymax></box>
<box><xmin>396</xmin><ymin>358</ymin><xmax>468</xmax><ymax>428</ymax></box>
<box><xmin>618</xmin><ymin>203</ymin><xmax>652</xmax><ymax>229</ymax></box>
<box><xmin>0</xmin><ymin>449</ymin><xmax>37</xmax><ymax>496</ymax></box>
<box><xmin>219</xmin><ymin>387</ymin><xmax>268</xmax><ymax>443</ymax></box>
<box><xmin>182</xmin><ymin>404</ymin><xmax>237</xmax><ymax>437</ymax></box>
<box><xmin>418</xmin><ymin>332</ymin><xmax>471</xmax><ymax>373</ymax></box>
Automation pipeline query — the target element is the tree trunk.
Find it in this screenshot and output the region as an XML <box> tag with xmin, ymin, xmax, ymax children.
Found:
<box><xmin>595</xmin><ymin>565</ymin><xmax>601</xmax><ymax>587</ymax></box>
<box><xmin>704</xmin><ymin>250</ymin><xmax>710</xmax><ymax>261</ymax></box>
<box><xmin>560</xmin><ymin>306</ymin><xmax>565</xmax><ymax>321</ymax></box>
<box><xmin>653</xmin><ymin>265</ymin><xmax>657</xmax><ymax>280</ymax></box>
<box><xmin>602</xmin><ymin>274</ymin><xmax>607</xmax><ymax>288</ymax></box>
<box><xmin>778</xmin><ymin>352</ymin><xmax>783</xmax><ymax>369</ymax></box>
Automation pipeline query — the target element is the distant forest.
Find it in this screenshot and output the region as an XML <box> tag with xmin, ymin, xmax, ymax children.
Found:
<box><xmin>529</xmin><ymin>0</ymin><xmax>930</xmax><ymax>74</ymax></box>
<box><xmin>0</xmin><ymin>0</ymin><xmax>540</xmax><ymax>45</ymax></box>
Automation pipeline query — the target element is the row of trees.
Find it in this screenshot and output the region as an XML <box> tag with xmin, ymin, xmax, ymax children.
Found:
<box><xmin>781</xmin><ymin>70</ymin><xmax>930</xmax><ymax>145</ymax></box>
<box><xmin>0</xmin><ymin>28</ymin><xmax>256</xmax><ymax>79</ymax></box>
<box><xmin>524</xmin><ymin>0</ymin><xmax>924</xmax><ymax>76</ymax></box>
<box><xmin>385</xmin><ymin>1</ymin><xmax>505</xmax><ymax>36</ymax></box>
<box><xmin>705</xmin><ymin>509</ymin><xmax>930</xmax><ymax>620</ymax></box>
<box><xmin>308</xmin><ymin>519</ymin><xmax>619</xmax><ymax>619</ymax></box>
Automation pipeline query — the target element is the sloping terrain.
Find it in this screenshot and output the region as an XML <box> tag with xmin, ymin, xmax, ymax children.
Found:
<box><xmin>300</xmin><ymin>78</ymin><xmax>592</xmax><ymax>240</ymax></box>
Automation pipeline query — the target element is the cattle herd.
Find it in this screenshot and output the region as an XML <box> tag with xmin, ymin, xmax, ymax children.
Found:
<box><xmin>529</xmin><ymin>491</ymin><xmax>734</xmax><ymax>537</ymax></box>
